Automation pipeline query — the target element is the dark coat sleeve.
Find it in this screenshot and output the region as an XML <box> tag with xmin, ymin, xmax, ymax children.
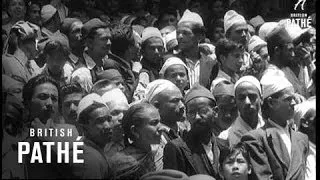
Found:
<box><xmin>241</xmin><ymin>131</ymin><xmax>274</xmax><ymax>180</ymax></box>
<box><xmin>163</xmin><ymin>141</ymin><xmax>182</xmax><ymax>171</ymax></box>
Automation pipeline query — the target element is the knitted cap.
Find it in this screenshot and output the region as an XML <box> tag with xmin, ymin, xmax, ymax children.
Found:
<box><xmin>185</xmin><ymin>84</ymin><xmax>216</xmax><ymax>104</ymax></box>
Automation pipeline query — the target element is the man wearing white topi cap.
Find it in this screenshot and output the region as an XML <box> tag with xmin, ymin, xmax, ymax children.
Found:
<box><xmin>176</xmin><ymin>9</ymin><xmax>218</xmax><ymax>89</ymax></box>
<box><xmin>240</xmin><ymin>75</ymin><xmax>309</xmax><ymax>180</ymax></box>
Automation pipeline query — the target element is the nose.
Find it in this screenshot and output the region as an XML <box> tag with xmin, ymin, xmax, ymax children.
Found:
<box><xmin>70</xmin><ymin>103</ymin><xmax>77</xmax><ymax>112</ymax></box>
<box><xmin>290</xmin><ymin>98</ymin><xmax>296</xmax><ymax>107</ymax></box>
<box><xmin>118</xmin><ymin>83</ymin><xmax>125</xmax><ymax>92</ymax></box>
<box><xmin>244</xmin><ymin>96</ymin><xmax>251</xmax><ymax>105</ymax></box>
<box><xmin>106</xmin><ymin>39</ymin><xmax>111</xmax><ymax>45</ymax></box>
<box><xmin>154</xmin><ymin>47</ymin><xmax>159</xmax><ymax>54</ymax></box>
<box><xmin>241</xmin><ymin>30</ymin><xmax>247</xmax><ymax>37</ymax></box>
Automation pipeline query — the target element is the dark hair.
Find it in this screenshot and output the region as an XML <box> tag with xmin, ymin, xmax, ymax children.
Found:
<box><xmin>60</xmin><ymin>82</ymin><xmax>85</xmax><ymax>101</ymax></box>
<box><xmin>22</xmin><ymin>74</ymin><xmax>60</xmax><ymax>106</ymax></box>
<box><xmin>215</xmin><ymin>38</ymin><xmax>244</xmax><ymax>63</ymax></box>
<box><xmin>122</xmin><ymin>102</ymin><xmax>157</xmax><ymax>145</ymax></box>
<box><xmin>219</xmin><ymin>142</ymin><xmax>250</xmax><ymax>167</ymax></box>
<box><xmin>86</xmin><ymin>26</ymin><xmax>109</xmax><ymax>40</ymax></box>
<box><xmin>43</xmin><ymin>40</ymin><xmax>69</xmax><ymax>57</ymax></box>
<box><xmin>158</xmin><ymin>7</ymin><xmax>177</xmax><ymax>22</ymax></box>
<box><xmin>110</xmin><ymin>23</ymin><xmax>135</xmax><ymax>56</ymax></box>
<box><xmin>78</xmin><ymin>101</ymin><xmax>106</xmax><ymax>125</ymax></box>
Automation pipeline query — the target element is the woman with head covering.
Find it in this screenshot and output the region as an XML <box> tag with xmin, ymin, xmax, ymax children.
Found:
<box><xmin>2</xmin><ymin>21</ymin><xmax>41</xmax><ymax>83</ymax></box>
<box><xmin>109</xmin><ymin>102</ymin><xmax>163</xmax><ymax>179</ymax></box>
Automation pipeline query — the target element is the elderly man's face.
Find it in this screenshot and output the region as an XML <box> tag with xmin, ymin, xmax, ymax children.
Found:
<box><xmin>87</xmin><ymin>106</ymin><xmax>114</xmax><ymax>146</ymax></box>
<box><xmin>187</xmin><ymin>97</ymin><xmax>217</xmax><ymax>132</ymax></box>
<box><xmin>279</xmin><ymin>43</ymin><xmax>295</xmax><ymax>65</ymax></box>
<box><xmin>29</xmin><ymin>83</ymin><xmax>59</xmax><ymax>124</ymax></box>
<box><xmin>156</xmin><ymin>87</ymin><xmax>185</xmax><ymax>125</ymax></box>
<box><xmin>143</xmin><ymin>37</ymin><xmax>164</xmax><ymax>64</ymax></box>
<box><xmin>91</xmin><ymin>28</ymin><xmax>112</xmax><ymax>57</ymax></box>
<box><xmin>62</xmin><ymin>92</ymin><xmax>84</xmax><ymax>125</ymax></box>
<box><xmin>177</xmin><ymin>23</ymin><xmax>199</xmax><ymax>51</ymax></box>
<box><xmin>228</xmin><ymin>24</ymin><xmax>249</xmax><ymax>46</ymax></box>
<box><xmin>235</xmin><ymin>82</ymin><xmax>261</xmax><ymax>122</ymax></box>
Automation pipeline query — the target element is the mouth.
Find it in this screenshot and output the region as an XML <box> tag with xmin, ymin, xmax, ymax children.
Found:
<box><xmin>231</xmin><ymin>172</ymin><xmax>241</xmax><ymax>176</ymax></box>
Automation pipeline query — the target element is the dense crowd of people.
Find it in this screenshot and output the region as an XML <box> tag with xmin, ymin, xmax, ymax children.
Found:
<box><xmin>2</xmin><ymin>0</ymin><xmax>316</xmax><ymax>179</ymax></box>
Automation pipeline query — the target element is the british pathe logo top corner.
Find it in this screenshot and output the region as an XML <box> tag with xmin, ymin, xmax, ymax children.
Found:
<box><xmin>288</xmin><ymin>0</ymin><xmax>312</xmax><ymax>29</ymax></box>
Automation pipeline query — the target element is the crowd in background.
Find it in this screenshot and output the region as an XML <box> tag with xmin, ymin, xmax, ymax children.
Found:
<box><xmin>2</xmin><ymin>0</ymin><xmax>316</xmax><ymax>179</ymax></box>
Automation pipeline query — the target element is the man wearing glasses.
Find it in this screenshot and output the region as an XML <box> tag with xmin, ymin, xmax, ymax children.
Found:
<box><xmin>163</xmin><ymin>84</ymin><xmax>226</xmax><ymax>180</ymax></box>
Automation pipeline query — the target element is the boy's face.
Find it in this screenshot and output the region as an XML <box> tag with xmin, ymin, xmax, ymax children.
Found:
<box><xmin>222</xmin><ymin>48</ymin><xmax>244</xmax><ymax>73</ymax></box>
<box><xmin>222</xmin><ymin>153</ymin><xmax>251</xmax><ymax>180</ymax></box>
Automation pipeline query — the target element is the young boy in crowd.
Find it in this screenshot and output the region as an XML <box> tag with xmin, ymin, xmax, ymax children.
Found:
<box><xmin>219</xmin><ymin>142</ymin><xmax>252</xmax><ymax>180</ymax></box>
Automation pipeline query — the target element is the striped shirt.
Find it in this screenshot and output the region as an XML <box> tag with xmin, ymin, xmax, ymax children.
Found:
<box><xmin>185</xmin><ymin>58</ymin><xmax>200</xmax><ymax>88</ymax></box>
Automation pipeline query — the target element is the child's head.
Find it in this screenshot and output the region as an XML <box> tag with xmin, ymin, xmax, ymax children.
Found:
<box><xmin>216</xmin><ymin>38</ymin><xmax>244</xmax><ymax>74</ymax></box>
<box><xmin>219</xmin><ymin>142</ymin><xmax>251</xmax><ymax>180</ymax></box>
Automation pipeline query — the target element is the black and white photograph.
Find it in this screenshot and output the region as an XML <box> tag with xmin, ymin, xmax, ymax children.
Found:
<box><xmin>2</xmin><ymin>0</ymin><xmax>316</xmax><ymax>179</ymax></box>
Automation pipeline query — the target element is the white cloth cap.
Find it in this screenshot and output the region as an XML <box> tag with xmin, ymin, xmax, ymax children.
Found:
<box><xmin>279</xmin><ymin>19</ymin><xmax>310</xmax><ymax>41</ymax></box>
<box><xmin>248</xmin><ymin>35</ymin><xmax>267</xmax><ymax>52</ymax></box>
<box><xmin>77</xmin><ymin>93</ymin><xmax>106</xmax><ymax>120</ymax></box>
<box><xmin>178</xmin><ymin>9</ymin><xmax>204</xmax><ymax>26</ymax></box>
<box><xmin>249</xmin><ymin>15</ymin><xmax>265</xmax><ymax>28</ymax></box>
<box><xmin>71</xmin><ymin>67</ymin><xmax>93</xmax><ymax>93</ymax></box>
<box><xmin>159</xmin><ymin>57</ymin><xmax>187</xmax><ymax>77</ymax></box>
<box><xmin>224</xmin><ymin>10</ymin><xmax>247</xmax><ymax>34</ymax></box>
<box><xmin>234</xmin><ymin>75</ymin><xmax>262</xmax><ymax>95</ymax></box>
<box><xmin>41</xmin><ymin>5</ymin><xmax>57</xmax><ymax>23</ymax></box>
<box><xmin>260</xmin><ymin>75</ymin><xmax>293</xmax><ymax>99</ymax></box>
<box><xmin>101</xmin><ymin>88</ymin><xmax>128</xmax><ymax>105</ymax></box>
<box><xmin>258</xmin><ymin>22</ymin><xmax>278</xmax><ymax>41</ymax></box>
<box><xmin>145</xmin><ymin>79</ymin><xmax>177</xmax><ymax>103</ymax></box>
<box><xmin>164</xmin><ymin>30</ymin><xmax>177</xmax><ymax>44</ymax></box>
<box><xmin>293</xmin><ymin>98</ymin><xmax>315</xmax><ymax>127</ymax></box>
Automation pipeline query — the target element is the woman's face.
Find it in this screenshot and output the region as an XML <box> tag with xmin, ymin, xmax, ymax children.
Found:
<box><xmin>135</xmin><ymin>107</ymin><xmax>161</xmax><ymax>145</ymax></box>
<box><xmin>8</xmin><ymin>0</ymin><xmax>26</xmax><ymax>21</ymax></box>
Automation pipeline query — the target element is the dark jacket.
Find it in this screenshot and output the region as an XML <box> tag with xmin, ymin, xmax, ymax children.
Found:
<box><xmin>139</xmin><ymin>59</ymin><xmax>161</xmax><ymax>82</ymax></box>
<box><xmin>104</xmin><ymin>53</ymin><xmax>138</xmax><ymax>103</ymax></box>
<box><xmin>241</xmin><ymin>120</ymin><xmax>309</xmax><ymax>180</ymax></box>
<box><xmin>163</xmin><ymin>132</ymin><xmax>227</xmax><ymax>180</ymax></box>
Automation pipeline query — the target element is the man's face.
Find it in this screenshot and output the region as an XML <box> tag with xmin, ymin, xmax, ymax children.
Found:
<box><xmin>212</xmin><ymin>26</ymin><xmax>225</xmax><ymax>43</ymax></box>
<box><xmin>28</xmin><ymin>4</ymin><xmax>41</xmax><ymax>25</ymax></box>
<box><xmin>187</xmin><ymin>97</ymin><xmax>217</xmax><ymax>132</ymax></box>
<box><xmin>279</xmin><ymin>43</ymin><xmax>295</xmax><ymax>65</ymax></box>
<box><xmin>216</xmin><ymin>95</ymin><xmax>238</xmax><ymax>130</ymax></box>
<box><xmin>222</xmin><ymin>49</ymin><xmax>244</xmax><ymax>74</ymax></box>
<box><xmin>228</xmin><ymin>24</ymin><xmax>249</xmax><ymax>46</ymax></box>
<box><xmin>8</xmin><ymin>0</ymin><xmax>26</xmax><ymax>20</ymax></box>
<box><xmin>177</xmin><ymin>23</ymin><xmax>199</xmax><ymax>51</ymax></box>
<box><xmin>29</xmin><ymin>83</ymin><xmax>59</xmax><ymax>124</ymax></box>
<box><xmin>157</xmin><ymin>87</ymin><xmax>186</xmax><ymax>124</ymax></box>
<box><xmin>62</xmin><ymin>93</ymin><xmax>83</xmax><ymax>124</ymax></box>
<box><xmin>143</xmin><ymin>37</ymin><xmax>164</xmax><ymax>64</ymax></box>
<box><xmin>300</xmin><ymin>108</ymin><xmax>316</xmax><ymax>143</ymax></box>
<box><xmin>68</xmin><ymin>21</ymin><xmax>83</xmax><ymax>49</ymax></box>
<box><xmin>127</xmin><ymin>31</ymin><xmax>141</xmax><ymax>61</ymax></box>
<box><xmin>90</xmin><ymin>28</ymin><xmax>112</xmax><ymax>57</ymax></box>
<box><xmin>160</xmin><ymin>14</ymin><xmax>177</xmax><ymax>29</ymax></box>
<box><xmin>270</xmin><ymin>87</ymin><xmax>296</xmax><ymax>127</ymax></box>
<box><xmin>46</xmin><ymin>51</ymin><xmax>66</xmax><ymax>72</ymax></box>
<box><xmin>25</xmin><ymin>39</ymin><xmax>38</xmax><ymax>60</ymax></box>
<box><xmin>87</xmin><ymin>106</ymin><xmax>114</xmax><ymax>145</ymax></box>
<box><xmin>222</xmin><ymin>153</ymin><xmax>251</xmax><ymax>180</ymax></box>
<box><xmin>235</xmin><ymin>82</ymin><xmax>261</xmax><ymax>121</ymax></box>
<box><xmin>164</xmin><ymin>64</ymin><xmax>188</xmax><ymax>92</ymax></box>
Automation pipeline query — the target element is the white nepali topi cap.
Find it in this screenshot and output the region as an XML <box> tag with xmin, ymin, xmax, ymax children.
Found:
<box><xmin>178</xmin><ymin>9</ymin><xmax>204</xmax><ymax>26</ymax></box>
<box><xmin>159</xmin><ymin>56</ymin><xmax>187</xmax><ymax>77</ymax></box>
<box><xmin>248</xmin><ymin>35</ymin><xmax>267</xmax><ymax>52</ymax></box>
<box><xmin>260</xmin><ymin>74</ymin><xmax>293</xmax><ymax>99</ymax></box>
<box><xmin>77</xmin><ymin>93</ymin><xmax>106</xmax><ymax>121</ymax></box>
<box><xmin>145</xmin><ymin>79</ymin><xmax>178</xmax><ymax>103</ymax></box>
<box><xmin>234</xmin><ymin>75</ymin><xmax>262</xmax><ymax>96</ymax></box>
<box><xmin>224</xmin><ymin>10</ymin><xmax>246</xmax><ymax>34</ymax></box>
